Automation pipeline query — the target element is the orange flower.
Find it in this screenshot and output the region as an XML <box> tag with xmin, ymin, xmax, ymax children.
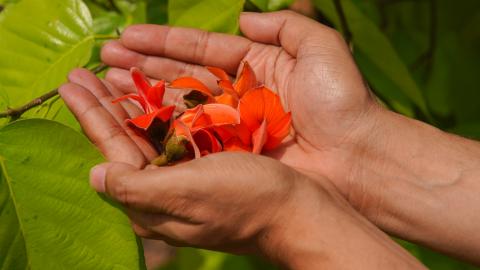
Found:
<box><xmin>112</xmin><ymin>68</ymin><xmax>175</xmax><ymax>130</ymax></box>
<box><xmin>238</xmin><ymin>87</ymin><xmax>292</xmax><ymax>154</ymax></box>
<box><xmin>174</xmin><ymin>104</ymin><xmax>240</xmax><ymax>158</ymax></box>
<box><xmin>169</xmin><ymin>62</ymin><xmax>258</xmax><ymax>108</ymax></box>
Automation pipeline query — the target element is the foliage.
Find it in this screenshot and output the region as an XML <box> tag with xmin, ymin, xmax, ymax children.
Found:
<box><xmin>0</xmin><ymin>0</ymin><xmax>479</xmax><ymax>269</ymax></box>
<box><xmin>0</xmin><ymin>119</ymin><xmax>145</xmax><ymax>269</ymax></box>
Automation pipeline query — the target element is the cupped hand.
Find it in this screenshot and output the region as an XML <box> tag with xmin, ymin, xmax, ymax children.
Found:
<box><xmin>88</xmin><ymin>152</ymin><xmax>425</xmax><ymax>269</ymax></box>
<box><xmin>99</xmin><ymin>11</ymin><xmax>380</xmax><ymax>196</ymax></box>
<box><xmin>59</xmin><ymin>69</ymin><xmax>159</xmax><ymax>168</ymax></box>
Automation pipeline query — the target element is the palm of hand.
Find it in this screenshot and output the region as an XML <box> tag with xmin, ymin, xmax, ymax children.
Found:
<box><xmin>61</xmin><ymin>11</ymin><xmax>378</xmax><ymax>193</ymax></box>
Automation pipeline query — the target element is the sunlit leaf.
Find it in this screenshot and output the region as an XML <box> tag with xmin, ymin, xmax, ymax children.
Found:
<box><xmin>313</xmin><ymin>0</ymin><xmax>429</xmax><ymax>118</ymax></box>
<box><xmin>0</xmin><ymin>119</ymin><xmax>146</xmax><ymax>269</ymax></box>
<box><xmin>168</xmin><ymin>0</ymin><xmax>245</xmax><ymax>34</ymax></box>
<box><xmin>0</xmin><ymin>0</ymin><xmax>95</xmax><ymax>128</ymax></box>
<box><xmin>250</xmin><ymin>0</ymin><xmax>293</xmax><ymax>11</ymax></box>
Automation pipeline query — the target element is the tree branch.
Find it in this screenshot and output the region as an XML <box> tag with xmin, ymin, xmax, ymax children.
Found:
<box><xmin>0</xmin><ymin>64</ymin><xmax>108</xmax><ymax>120</ymax></box>
<box><xmin>333</xmin><ymin>0</ymin><xmax>352</xmax><ymax>46</ymax></box>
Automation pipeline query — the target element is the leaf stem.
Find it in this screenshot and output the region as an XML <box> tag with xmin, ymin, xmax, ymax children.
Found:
<box><xmin>0</xmin><ymin>64</ymin><xmax>108</xmax><ymax>120</ymax></box>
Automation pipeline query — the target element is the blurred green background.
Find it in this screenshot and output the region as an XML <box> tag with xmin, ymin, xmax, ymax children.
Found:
<box><xmin>0</xmin><ymin>0</ymin><xmax>479</xmax><ymax>269</ymax></box>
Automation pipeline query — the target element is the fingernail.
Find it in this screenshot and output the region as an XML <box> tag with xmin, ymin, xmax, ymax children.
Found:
<box><xmin>90</xmin><ymin>165</ymin><xmax>106</xmax><ymax>193</ymax></box>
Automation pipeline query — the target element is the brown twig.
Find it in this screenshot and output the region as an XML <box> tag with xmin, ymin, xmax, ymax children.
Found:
<box><xmin>0</xmin><ymin>64</ymin><xmax>108</xmax><ymax>120</ymax></box>
<box><xmin>333</xmin><ymin>0</ymin><xmax>352</xmax><ymax>46</ymax></box>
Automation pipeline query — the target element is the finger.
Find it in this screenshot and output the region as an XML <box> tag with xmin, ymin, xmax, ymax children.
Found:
<box><xmin>101</xmin><ymin>78</ymin><xmax>144</xmax><ymax>119</ymax></box>
<box><xmin>105</xmin><ymin>68</ymin><xmax>188</xmax><ymax>112</ymax></box>
<box><xmin>68</xmin><ymin>68</ymin><xmax>158</xmax><ymax>162</ymax></box>
<box><xmin>119</xmin><ymin>24</ymin><xmax>252</xmax><ymax>74</ymax></box>
<box><xmin>239</xmin><ymin>11</ymin><xmax>341</xmax><ymax>57</ymax></box>
<box><xmin>101</xmin><ymin>41</ymin><xmax>220</xmax><ymax>89</ymax></box>
<box><xmin>128</xmin><ymin>210</ymin><xmax>202</xmax><ymax>246</ymax></box>
<box><xmin>90</xmin><ymin>161</ymin><xmax>204</xmax><ymax>214</ymax></box>
<box><xmin>59</xmin><ymin>83</ymin><xmax>147</xmax><ymax>167</ymax></box>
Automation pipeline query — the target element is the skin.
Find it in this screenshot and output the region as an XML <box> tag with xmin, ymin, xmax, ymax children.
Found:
<box><xmin>59</xmin><ymin>10</ymin><xmax>480</xmax><ymax>268</ymax></box>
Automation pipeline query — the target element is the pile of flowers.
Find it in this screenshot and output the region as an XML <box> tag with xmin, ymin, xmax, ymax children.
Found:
<box><xmin>113</xmin><ymin>62</ymin><xmax>291</xmax><ymax>165</ymax></box>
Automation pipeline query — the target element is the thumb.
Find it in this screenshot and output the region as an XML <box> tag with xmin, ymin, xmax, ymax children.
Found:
<box><xmin>90</xmin><ymin>162</ymin><xmax>138</xmax><ymax>199</ymax></box>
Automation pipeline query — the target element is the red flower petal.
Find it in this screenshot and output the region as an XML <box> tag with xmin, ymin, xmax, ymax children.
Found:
<box><xmin>234</xmin><ymin>62</ymin><xmax>257</xmax><ymax>97</ymax></box>
<box><xmin>170</xmin><ymin>77</ymin><xmax>214</xmax><ymax>97</ymax></box>
<box><xmin>252</xmin><ymin>119</ymin><xmax>268</xmax><ymax>154</ymax></box>
<box><xmin>112</xmin><ymin>94</ymin><xmax>147</xmax><ymax>112</ymax></box>
<box><xmin>207</xmin><ymin>66</ymin><xmax>230</xmax><ymax>81</ymax></box>
<box><xmin>215</xmin><ymin>92</ymin><xmax>238</xmax><ymax>107</ymax></box>
<box><xmin>179</xmin><ymin>104</ymin><xmax>240</xmax><ymax>131</ymax></box>
<box><xmin>264</xmin><ymin>112</ymin><xmax>292</xmax><ymax>150</ymax></box>
<box><xmin>218</xmin><ymin>80</ymin><xmax>238</xmax><ymax>99</ymax></box>
<box><xmin>174</xmin><ymin>120</ymin><xmax>201</xmax><ymax>158</ymax></box>
<box><xmin>146</xmin><ymin>80</ymin><xmax>166</xmax><ymax>111</ymax></box>
<box><xmin>131</xmin><ymin>67</ymin><xmax>152</xmax><ymax>100</ymax></box>
<box><xmin>223</xmin><ymin>137</ymin><xmax>251</xmax><ymax>152</ymax></box>
<box><xmin>127</xmin><ymin>106</ymin><xmax>175</xmax><ymax>130</ymax></box>
<box><xmin>239</xmin><ymin>87</ymin><xmax>291</xmax><ymax>151</ymax></box>
<box><xmin>193</xmin><ymin>129</ymin><xmax>222</xmax><ymax>155</ymax></box>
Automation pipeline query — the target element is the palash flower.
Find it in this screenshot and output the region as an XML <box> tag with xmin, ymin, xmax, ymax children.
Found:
<box><xmin>113</xmin><ymin>63</ymin><xmax>291</xmax><ymax>163</ymax></box>
<box><xmin>238</xmin><ymin>87</ymin><xmax>292</xmax><ymax>154</ymax></box>
<box><xmin>173</xmin><ymin>103</ymin><xmax>240</xmax><ymax>158</ymax></box>
<box><xmin>170</xmin><ymin>62</ymin><xmax>258</xmax><ymax>108</ymax></box>
<box><xmin>113</xmin><ymin>68</ymin><xmax>175</xmax><ymax>130</ymax></box>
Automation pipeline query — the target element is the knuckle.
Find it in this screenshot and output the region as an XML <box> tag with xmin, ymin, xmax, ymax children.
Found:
<box><xmin>278</xmin><ymin>9</ymin><xmax>298</xmax><ymax>18</ymax></box>
<box><xmin>110</xmin><ymin>175</ymin><xmax>135</xmax><ymax>207</ymax></box>
<box><xmin>193</xmin><ymin>30</ymin><xmax>210</xmax><ymax>64</ymax></box>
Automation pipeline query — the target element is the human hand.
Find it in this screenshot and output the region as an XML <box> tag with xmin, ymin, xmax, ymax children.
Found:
<box><xmin>62</xmin><ymin>10</ymin><xmax>480</xmax><ymax>264</ymax></box>
<box><xmin>99</xmin><ymin>11</ymin><xmax>379</xmax><ymax>191</ymax></box>
<box><xmin>89</xmin><ymin>152</ymin><xmax>425</xmax><ymax>270</ymax></box>
<box><xmin>59</xmin><ymin>68</ymin><xmax>160</xmax><ymax>168</ymax></box>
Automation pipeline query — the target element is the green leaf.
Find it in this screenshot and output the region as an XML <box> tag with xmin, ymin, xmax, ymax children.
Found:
<box><xmin>0</xmin><ymin>119</ymin><xmax>146</xmax><ymax>269</ymax></box>
<box><xmin>146</xmin><ymin>0</ymin><xmax>168</xmax><ymax>25</ymax></box>
<box><xmin>313</xmin><ymin>0</ymin><xmax>429</xmax><ymax>118</ymax></box>
<box><xmin>0</xmin><ymin>0</ymin><xmax>94</xmax><ymax>127</ymax></box>
<box><xmin>168</xmin><ymin>0</ymin><xmax>245</xmax><ymax>34</ymax></box>
<box><xmin>249</xmin><ymin>0</ymin><xmax>293</xmax><ymax>11</ymax></box>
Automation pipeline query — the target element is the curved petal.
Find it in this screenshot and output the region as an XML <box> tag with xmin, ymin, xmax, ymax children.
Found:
<box><xmin>170</xmin><ymin>77</ymin><xmax>214</xmax><ymax>97</ymax></box>
<box><xmin>126</xmin><ymin>106</ymin><xmax>175</xmax><ymax>130</ymax></box>
<box><xmin>179</xmin><ymin>104</ymin><xmax>240</xmax><ymax>130</ymax></box>
<box><xmin>127</xmin><ymin>112</ymin><xmax>158</xmax><ymax>130</ymax></box>
<box><xmin>174</xmin><ymin>120</ymin><xmax>200</xmax><ymax>158</ymax></box>
<box><xmin>193</xmin><ymin>129</ymin><xmax>222</xmax><ymax>155</ymax></box>
<box><xmin>252</xmin><ymin>119</ymin><xmax>268</xmax><ymax>154</ymax></box>
<box><xmin>264</xmin><ymin>112</ymin><xmax>292</xmax><ymax>150</ymax></box>
<box><xmin>112</xmin><ymin>94</ymin><xmax>147</xmax><ymax>112</ymax></box>
<box><xmin>218</xmin><ymin>80</ymin><xmax>238</xmax><ymax>98</ymax></box>
<box><xmin>215</xmin><ymin>92</ymin><xmax>238</xmax><ymax>107</ymax></box>
<box><xmin>207</xmin><ymin>66</ymin><xmax>231</xmax><ymax>81</ymax></box>
<box><xmin>233</xmin><ymin>62</ymin><xmax>257</xmax><ymax>97</ymax></box>
<box><xmin>223</xmin><ymin>137</ymin><xmax>251</xmax><ymax>152</ymax></box>
<box><xmin>239</xmin><ymin>87</ymin><xmax>286</xmax><ymax>132</ymax></box>
<box><xmin>147</xmin><ymin>80</ymin><xmax>166</xmax><ymax>110</ymax></box>
<box><xmin>131</xmin><ymin>67</ymin><xmax>152</xmax><ymax>99</ymax></box>
<box><xmin>155</xmin><ymin>105</ymin><xmax>176</xmax><ymax>122</ymax></box>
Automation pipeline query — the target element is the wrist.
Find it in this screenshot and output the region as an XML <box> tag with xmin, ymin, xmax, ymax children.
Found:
<box><xmin>348</xmin><ymin>108</ymin><xmax>480</xmax><ymax>263</ymax></box>
<box><xmin>259</xmin><ymin>174</ymin><xmax>424</xmax><ymax>269</ymax></box>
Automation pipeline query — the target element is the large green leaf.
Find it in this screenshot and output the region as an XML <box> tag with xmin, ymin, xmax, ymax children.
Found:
<box><xmin>313</xmin><ymin>0</ymin><xmax>429</xmax><ymax>118</ymax></box>
<box><xmin>0</xmin><ymin>0</ymin><xmax>94</xmax><ymax>127</ymax></box>
<box><xmin>168</xmin><ymin>0</ymin><xmax>245</xmax><ymax>34</ymax></box>
<box><xmin>0</xmin><ymin>119</ymin><xmax>145</xmax><ymax>269</ymax></box>
<box><xmin>249</xmin><ymin>0</ymin><xmax>293</xmax><ymax>11</ymax></box>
